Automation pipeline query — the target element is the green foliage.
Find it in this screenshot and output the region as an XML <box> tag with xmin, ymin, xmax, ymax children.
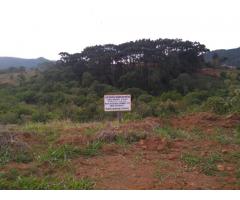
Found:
<box><xmin>0</xmin><ymin>173</ymin><xmax>95</xmax><ymax>189</ymax></box>
<box><xmin>154</xmin><ymin>126</ymin><xmax>190</xmax><ymax>140</ymax></box>
<box><xmin>81</xmin><ymin>72</ymin><xmax>94</xmax><ymax>87</ymax></box>
<box><xmin>181</xmin><ymin>153</ymin><xmax>201</xmax><ymax>167</ymax></box>
<box><xmin>160</xmin><ymin>91</ymin><xmax>182</xmax><ymax>101</ymax></box>
<box><xmin>0</xmin><ymin>147</ymin><xmax>33</xmax><ymax>166</ymax></box>
<box><xmin>136</xmin><ymin>102</ymin><xmax>153</xmax><ymax>118</ymax></box>
<box><xmin>79</xmin><ymin>141</ymin><xmax>103</xmax><ymax>156</ymax></box>
<box><xmin>201</xmin><ymin>152</ymin><xmax>223</xmax><ymax>176</ymax></box>
<box><xmin>124</xmin><ymin>88</ymin><xmax>146</xmax><ymax>99</ymax></box>
<box><xmin>154</xmin><ymin>100</ymin><xmax>179</xmax><ymax>117</ymax></box>
<box><xmin>204</xmin><ymin>96</ymin><xmax>229</xmax><ymax>114</ymax></box>
<box><xmin>181</xmin><ymin>152</ymin><xmax>223</xmax><ymax>176</ymax></box>
<box><xmin>0</xmin><ymin>39</ymin><xmax>239</xmax><ymax>124</ymax></box>
<box><xmin>183</xmin><ymin>90</ymin><xmax>209</xmax><ymax>105</ymax></box>
<box><xmin>32</xmin><ymin>111</ymin><xmax>52</xmax><ymax>123</ymax></box>
<box><xmin>0</xmin><ymin>112</ymin><xmax>19</xmax><ymax>124</ymax></box>
<box><xmin>234</xmin><ymin>125</ymin><xmax>240</xmax><ymax>144</ymax></box>
<box><xmin>138</xmin><ymin>94</ymin><xmax>153</xmax><ymax>103</ymax></box>
<box><xmin>39</xmin><ymin>145</ymin><xmax>81</xmax><ymax>164</ymax></box>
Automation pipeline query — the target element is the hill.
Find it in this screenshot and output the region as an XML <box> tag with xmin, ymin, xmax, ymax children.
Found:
<box><xmin>204</xmin><ymin>47</ymin><xmax>240</xmax><ymax>67</ymax></box>
<box><xmin>1</xmin><ymin>38</ymin><xmax>240</xmax><ymax>189</ymax></box>
<box><xmin>0</xmin><ymin>56</ymin><xmax>52</xmax><ymax>69</ymax></box>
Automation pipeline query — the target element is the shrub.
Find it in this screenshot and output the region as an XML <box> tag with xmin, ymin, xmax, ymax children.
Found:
<box><xmin>0</xmin><ymin>112</ymin><xmax>19</xmax><ymax>124</ymax></box>
<box><xmin>38</xmin><ymin>145</ymin><xmax>81</xmax><ymax>166</ymax></box>
<box><xmin>138</xmin><ymin>94</ymin><xmax>153</xmax><ymax>103</ymax></box>
<box><xmin>204</xmin><ymin>96</ymin><xmax>229</xmax><ymax>114</ymax></box>
<box><xmin>136</xmin><ymin>102</ymin><xmax>153</xmax><ymax>118</ymax></box>
<box><xmin>183</xmin><ymin>90</ymin><xmax>209</xmax><ymax>105</ymax></box>
<box><xmin>160</xmin><ymin>91</ymin><xmax>182</xmax><ymax>101</ymax></box>
<box><xmin>124</xmin><ymin>88</ymin><xmax>146</xmax><ymax>99</ymax></box>
<box><xmin>32</xmin><ymin>111</ymin><xmax>51</xmax><ymax>123</ymax></box>
<box><xmin>154</xmin><ymin>100</ymin><xmax>179</xmax><ymax>116</ymax></box>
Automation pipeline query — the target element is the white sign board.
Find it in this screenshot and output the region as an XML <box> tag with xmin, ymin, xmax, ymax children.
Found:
<box><xmin>104</xmin><ymin>95</ymin><xmax>131</xmax><ymax>112</ymax></box>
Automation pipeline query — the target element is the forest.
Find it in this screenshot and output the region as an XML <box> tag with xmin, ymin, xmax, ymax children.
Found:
<box><xmin>0</xmin><ymin>38</ymin><xmax>240</xmax><ymax>124</ymax></box>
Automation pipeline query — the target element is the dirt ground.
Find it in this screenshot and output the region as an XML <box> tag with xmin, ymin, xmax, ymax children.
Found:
<box><xmin>1</xmin><ymin>112</ymin><xmax>240</xmax><ymax>189</ymax></box>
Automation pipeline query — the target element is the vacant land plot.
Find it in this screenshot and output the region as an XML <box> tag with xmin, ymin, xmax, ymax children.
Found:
<box><xmin>0</xmin><ymin>112</ymin><xmax>240</xmax><ymax>189</ymax></box>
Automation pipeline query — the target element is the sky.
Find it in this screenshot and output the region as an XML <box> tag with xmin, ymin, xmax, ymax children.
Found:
<box><xmin>0</xmin><ymin>0</ymin><xmax>239</xmax><ymax>60</ymax></box>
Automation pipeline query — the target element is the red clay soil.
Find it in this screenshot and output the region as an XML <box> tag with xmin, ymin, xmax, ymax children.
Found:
<box><xmin>70</xmin><ymin>113</ymin><xmax>240</xmax><ymax>189</ymax></box>
<box><xmin>2</xmin><ymin>113</ymin><xmax>240</xmax><ymax>189</ymax></box>
<box><xmin>170</xmin><ymin>112</ymin><xmax>240</xmax><ymax>133</ymax></box>
<box><xmin>73</xmin><ymin>137</ymin><xmax>240</xmax><ymax>189</ymax></box>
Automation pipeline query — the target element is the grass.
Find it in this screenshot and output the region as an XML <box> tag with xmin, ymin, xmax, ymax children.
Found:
<box><xmin>154</xmin><ymin>160</ymin><xmax>177</xmax><ymax>183</ymax></box>
<box><xmin>154</xmin><ymin>126</ymin><xmax>191</xmax><ymax>140</ymax></box>
<box><xmin>21</xmin><ymin>120</ymin><xmax>106</xmax><ymax>142</ymax></box>
<box><xmin>79</xmin><ymin>141</ymin><xmax>103</xmax><ymax>156</ymax></box>
<box><xmin>181</xmin><ymin>152</ymin><xmax>223</xmax><ymax>176</ymax></box>
<box><xmin>211</xmin><ymin>128</ymin><xmax>232</xmax><ymax>145</ymax></box>
<box><xmin>181</xmin><ymin>153</ymin><xmax>201</xmax><ymax>167</ymax></box>
<box><xmin>0</xmin><ymin>173</ymin><xmax>95</xmax><ymax>189</ymax></box>
<box><xmin>0</xmin><ymin>148</ymin><xmax>33</xmax><ymax>166</ymax></box>
<box><xmin>37</xmin><ymin>145</ymin><xmax>81</xmax><ymax>165</ymax></box>
<box><xmin>201</xmin><ymin>152</ymin><xmax>223</xmax><ymax>176</ymax></box>
<box><xmin>190</xmin><ymin>127</ymin><xmax>206</xmax><ymax>140</ymax></box>
<box><xmin>234</xmin><ymin>125</ymin><xmax>240</xmax><ymax>144</ymax></box>
<box><xmin>38</xmin><ymin>141</ymin><xmax>103</xmax><ymax>165</ymax></box>
<box><xmin>115</xmin><ymin>135</ymin><xmax>128</xmax><ymax>146</ymax></box>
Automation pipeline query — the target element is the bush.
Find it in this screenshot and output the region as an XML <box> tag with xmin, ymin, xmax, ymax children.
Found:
<box><xmin>136</xmin><ymin>102</ymin><xmax>153</xmax><ymax>118</ymax></box>
<box><xmin>160</xmin><ymin>91</ymin><xmax>182</xmax><ymax>101</ymax></box>
<box><xmin>124</xmin><ymin>88</ymin><xmax>146</xmax><ymax>99</ymax></box>
<box><xmin>0</xmin><ymin>112</ymin><xmax>19</xmax><ymax>124</ymax></box>
<box><xmin>138</xmin><ymin>94</ymin><xmax>153</xmax><ymax>103</ymax></box>
<box><xmin>32</xmin><ymin>111</ymin><xmax>51</xmax><ymax>123</ymax></box>
<box><xmin>183</xmin><ymin>90</ymin><xmax>209</xmax><ymax>105</ymax></box>
<box><xmin>204</xmin><ymin>96</ymin><xmax>229</xmax><ymax>114</ymax></box>
<box><xmin>154</xmin><ymin>100</ymin><xmax>179</xmax><ymax>116</ymax></box>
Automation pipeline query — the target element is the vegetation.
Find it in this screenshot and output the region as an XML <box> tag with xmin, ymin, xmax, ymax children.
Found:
<box><xmin>1</xmin><ymin>38</ymin><xmax>239</xmax><ymax>124</ymax></box>
<box><xmin>1</xmin><ymin>38</ymin><xmax>240</xmax><ymax>189</ymax></box>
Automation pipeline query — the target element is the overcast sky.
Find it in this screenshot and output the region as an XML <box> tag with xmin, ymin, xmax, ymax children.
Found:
<box><xmin>0</xmin><ymin>0</ymin><xmax>239</xmax><ymax>60</ymax></box>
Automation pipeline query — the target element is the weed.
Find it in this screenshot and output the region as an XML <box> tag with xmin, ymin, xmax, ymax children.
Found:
<box><xmin>38</xmin><ymin>145</ymin><xmax>81</xmax><ymax>164</ymax></box>
<box><xmin>201</xmin><ymin>152</ymin><xmax>223</xmax><ymax>176</ymax></box>
<box><xmin>234</xmin><ymin>125</ymin><xmax>240</xmax><ymax>144</ymax></box>
<box><xmin>0</xmin><ymin>175</ymin><xmax>95</xmax><ymax>189</ymax></box>
<box><xmin>154</xmin><ymin>170</ymin><xmax>166</xmax><ymax>183</ymax></box>
<box><xmin>211</xmin><ymin>128</ymin><xmax>232</xmax><ymax>145</ymax></box>
<box><xmin>79</xmin><ymin>141</ymin><xmax>103</xmax><ymax>156</ymax></box>
<box><xmin>115</xmin><ymin>136</ymin><xmax>127</xmax><ymax>145</ymax></box>
<box><xmin>0</xmin><ymin>148</ymin><xmax>33</xmax><ymax>166</ymax></box>
<box><xmin>181</xmin><ymin>153</ymin><xmax>201</xmax><ymax>167</ymax></box>
<box><xmin>154</xmin><ymin>126</ymin><xmax>190</xmax><ymax>140</ymax></box>
<box><xmin>191</xmin><ymin>127</ymin><xmax>206</xmax><ymax>139</ymax></box>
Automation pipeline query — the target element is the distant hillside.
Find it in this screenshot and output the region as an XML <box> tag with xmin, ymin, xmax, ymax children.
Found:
<box><xmin>0</xmin><ymin>57</ymin><xmax>52</xmax><ymax>69</ymax></box>
<box><xmin>204</xmin><ymin>47</ymin><xmax>240</xmax><ymax>67</ymax></box>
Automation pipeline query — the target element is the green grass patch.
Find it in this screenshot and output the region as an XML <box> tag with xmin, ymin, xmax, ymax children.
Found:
<box><xmin>181</xmin><ymin>152</ymin><xmax>223</xmax><ymax>176</ymax></box>
<box><xmin>37</xmin><ymin>145</ymin><xmax>81</xmax><ymax>164</ymax></box>
<box><xmin>181</xmin><ymin>153</ymin><xmax>201</xmax><ymax>167</ymax></box>
<box><xmin>234</xmin><ymin>125</ymin><xmax>240</xmax><ymax>144</ymax></box>
<box><xmin>203</xmin><ymin>152</ymin><xmax>223</xmax><ymax>176</ymax></box>
<box><xmin>0</xmin><ymin>173</ymin><xmax>95</xmax><ymax>189</ymax></box>
<box><xmin>154</xmin><ymin>126</ymin><xmax>191</xmax><ymax>140</ymax></box>
<box><xmin>79</xmin><ymin>141</ymin><xmax>103</xmax><ymax>156</ymax></box>
<box><xmin>211</xmin><ymin>128</ymin><xmax>232</xmax><ymax>145</ymax></box>
<box><xmin>0</xmin><ymin>148</ymin><xmax>33</xmax><ymax>166</ymax></box>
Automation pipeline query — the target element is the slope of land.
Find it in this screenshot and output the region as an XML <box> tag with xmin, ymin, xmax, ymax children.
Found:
<box><xmin>1</xmin><ymin>113</ymin><xmax>240</xmax><ymax>189</ymax></box>
<box><xmin>0</xmin><ymin>57</ymin><xmax>52</xmax><ymax>69</ymax></box>
<box><xmin>204</xmin><ymin>47</ymin><xmax>240</xmax><ymax>67</ymax></box>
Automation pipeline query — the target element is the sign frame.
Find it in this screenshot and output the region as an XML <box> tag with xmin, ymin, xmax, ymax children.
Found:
<box><xmin>104</xmin><ymin>94</ymin><xmax>131</xmax><ymax>112</ymax></box>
